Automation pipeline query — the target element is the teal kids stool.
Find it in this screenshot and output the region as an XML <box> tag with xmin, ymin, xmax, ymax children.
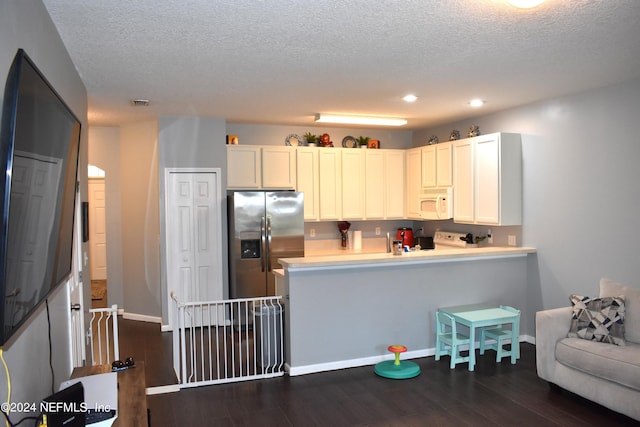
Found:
<box><xmin>374</xmin><ymin>345</ymin><xmax>421</xmax><ymax>379</ymax></box>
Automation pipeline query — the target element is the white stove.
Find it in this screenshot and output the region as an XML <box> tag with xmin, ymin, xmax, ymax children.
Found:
<box><xmin>433</xmin><ymin>231</ymin><xmax>474</xmax><ymax>250</ymax></box>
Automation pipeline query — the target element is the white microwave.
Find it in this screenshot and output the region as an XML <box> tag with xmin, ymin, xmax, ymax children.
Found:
<box><xmin>418</xmin><ymin>188</ymin><xmax>453</xmax><ymax>220</ymax></box>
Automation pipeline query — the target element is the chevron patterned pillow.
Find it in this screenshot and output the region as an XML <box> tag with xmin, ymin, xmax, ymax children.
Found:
<box><xmin>568</xmin><ymin>294</ymin><xmax>626</xmax><ymax>346</ymax></box>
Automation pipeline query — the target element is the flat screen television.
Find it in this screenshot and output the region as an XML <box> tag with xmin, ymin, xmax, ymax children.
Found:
<box><xmin>0</xmin><ymin>49</ymin><xmax>81</xmax><ymax>346</ymax></box>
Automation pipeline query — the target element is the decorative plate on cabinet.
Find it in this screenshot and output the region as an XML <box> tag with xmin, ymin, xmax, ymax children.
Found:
<box><xmin>342</xmin><ymin>136</ymin><xmax>357</xmax><ymax>148</ymax></box>
<box><xmin>285</xmin><ymin>133</ymin><xmax>306</xmax><ymax>146</ymax></box>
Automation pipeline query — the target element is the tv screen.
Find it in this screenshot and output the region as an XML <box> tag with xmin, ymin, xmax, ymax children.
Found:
<box><xmin>0</xmin><ymin>49</ymin><xmax>81</xmax><ymax>346</ymax></box>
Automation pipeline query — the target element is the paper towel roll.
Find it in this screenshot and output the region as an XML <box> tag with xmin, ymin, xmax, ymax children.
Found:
<box><xmin>353</xmin><ymin>230</ymin><xmax>362</xmax><ymax>251</ymax></box>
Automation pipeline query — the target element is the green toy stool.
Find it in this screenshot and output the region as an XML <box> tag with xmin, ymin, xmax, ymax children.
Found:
<box><xmin>374</xmin><ymin>345</ymin><xmax>421</xmax><ymax>379</ymax></box>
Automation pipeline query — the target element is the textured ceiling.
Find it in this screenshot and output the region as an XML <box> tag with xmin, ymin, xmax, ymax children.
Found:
<box><xmin>41</xmin><ymin>0</ymin><xmax>640</xmax><ymax>130</ymax></box>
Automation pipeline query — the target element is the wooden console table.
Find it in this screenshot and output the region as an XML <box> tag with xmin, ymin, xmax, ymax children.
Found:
<box><xmin>71</xmin><ymin>361</ymin><xmax>148</xmax><ymax>427</ymax></box>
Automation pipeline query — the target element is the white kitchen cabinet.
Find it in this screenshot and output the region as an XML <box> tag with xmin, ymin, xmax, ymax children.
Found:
<box><xmin>436</xmin><ymin>142</ymin><xmax>453</xmax><ymax>187</ymax></box>
<box><xmin>227</xmin><ymin>145</ymin><xmax>260</xmax><ymax>189</ymax></box>
<box><xmin>296</xmin><ymin>147</ymin><xmax>319</xmax><ymax>220</ymax></box>
<box><xmin>452</xmin><ymin>138</ymin><xmax>474</xmax><ymax>223</ymax></box>
<box><xmin>421</xmin><ymin>142</ymin><xmax>452</xmax><ymax>188</ymax></box>
<box><xmin>318</xmin><ymin>149</ymin><xmax>342</xmax><ymax>220</ymax></box>
<box><xmin>421</xmin><ymin>145</ymin><xmax>436</xmax><ymax>188</ymax></box>
<box><xmin>405</xmin><ymin>147</ymin><xmax>421</xmax><ymax>219</ymax></box>
<box><xmin>226</xmin><ymin>145</ymin><xmax>296</xmax><ymax>190</ymax></box>
<box><xmin>341</xmin><ymin>149</ymin><xmax>365</xmax><ymax>219</ymax></box>
<box><xmin>261</xmin><ymin>146</ymin><xmax>297</xmax><ymax>189</ymax></box>
<box><xmin>384</xmin><ymin>150</ymin><xmax>405</xmax><ymax>218</ymax></box>
<box><xmin>365</xmin><ymin>150</ymin><xmax>385</xmax><ymax>219</ymax></box>
<box><xmin>453</xmin><ymin>133</ymin><xmax>521</xmax><ymax>225</ymax></box>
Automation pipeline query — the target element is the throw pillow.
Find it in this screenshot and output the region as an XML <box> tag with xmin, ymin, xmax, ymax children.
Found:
<box><xmin>568</xmin><ymin>294</ymin><xmax>626</xmax><ymax>346</ymax></box>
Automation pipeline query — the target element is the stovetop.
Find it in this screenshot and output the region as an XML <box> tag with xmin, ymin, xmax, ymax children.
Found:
<box><xmin>433</xmin><ymin>231</ymin><xmax>473</xmax><ymax>249</ymax></box>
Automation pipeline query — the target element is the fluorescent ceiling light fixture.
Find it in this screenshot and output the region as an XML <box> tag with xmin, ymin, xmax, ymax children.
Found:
<box><xmin>314</xmin><ymin>114</ymin><xmax>407</xmax><ymax>126</ymax></box>
<box><xmin>507</xmin><ymin>0</ymin><xmax>544</xmax><ymax>8</ymax></box>
<box><xmin>403</xmin><ymin>94</ymin><xmax>418</xmax><ymax>102</ymax></box>
<box><xmin>469</xmin><ymin>99</ymin><xmax>485</xmax><ymax>108</ymax></box>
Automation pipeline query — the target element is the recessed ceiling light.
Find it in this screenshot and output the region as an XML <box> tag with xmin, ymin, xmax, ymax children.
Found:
<box><xmin>507</xmin><ymin>0</ymin><xmax>544</xmax><ymax>8</ymax></box>
<box><xmin>403</xmin><ymin>94</ymin><xmax>418</xmax><ymax>103</ymax></box>
<box><xmin>314</xmin><ymin>114</ymin><xmax>407</xmax><ymax>127</ymax></box>
<box><xmin>130</xmin><ymin>99</ymin><xmax>150</xmax><ymax>107</ymax></box>
<box><xmin>469</xmin><ymin>99</ymin><xmax>485</xmax><ymax>108</ymax></box>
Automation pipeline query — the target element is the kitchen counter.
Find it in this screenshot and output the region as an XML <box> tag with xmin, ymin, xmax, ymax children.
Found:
<box><xmin>280</xmin><ymin>246</ymin><xmax>536</xmax><ymax>270</ymax></box>
<box><xmin>276</xmin><ymin>245</ymin><xmax>537</xmax><ymax>376</ymax></box>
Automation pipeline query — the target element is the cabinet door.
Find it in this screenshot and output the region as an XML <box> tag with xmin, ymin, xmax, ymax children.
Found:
<box><xmin>453</xmin><ymin>139</ymin><xmax>474</xmax><ymax>223</ymax></box>
<box><xmin>421</xmin><ymin>145</ymin><xmax>436</xmax><ymax>188</ymax></box>
<box><xmin>227</xmin><ymin>146</ymin><xmax>260</xmax><ymax>189</ymax></box>
<box><xmin>436</xmin><ymin>142</ymin><xmax>453</xmax><ymax>187</ymax></box>
<box><xmin>405</xmin><ymin>148</ymin><xmax>421</xmax><ymax>218</ymax></box>
<box><xmin>341</xmin><ymin>149</ymin><xmax>365</xmax><ymax>219</ymax></box>
<box><xmin>385</xmin><ymin>150</ymin><xmax>405</xmax><ymax>218</ymax></box>
<box><xmin>318</xmin><ymin>149</ymin><xmax>342</xmax><ymax>220</ymax></box>
<box><xmin>365</xmin><ymin>150</ymin><xmax>385</xmax><ymax>219</ymax></box>
<box><xmin>296</xmin><ymin>148</ymin><xmax>319</xmax><ymax>220</ymax></box>
<box><xmin>262</xmin><ymin>146</ymin><xmax>296</xmax><ymax>189</ymax></box>
<box><xmin>474</xmin><ymin>135</ymin><xmax>500</xmax><ymax>224</ymax></box>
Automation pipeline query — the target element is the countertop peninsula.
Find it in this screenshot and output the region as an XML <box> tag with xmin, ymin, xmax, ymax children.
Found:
<box><xmin>274</xmin><ymin>245</ymin><xmax>537</xmax><ymax>376</ymax></box>
<box><xmin>279</xmin><ymin>246</ymin><xmax>536</xmax><ymax>269</ymax></box>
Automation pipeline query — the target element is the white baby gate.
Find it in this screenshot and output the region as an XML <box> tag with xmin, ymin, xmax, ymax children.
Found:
<box><xmin>171</xmin><ymin>293</ymin><xmax>285</xmax><ymax>388</ymax></box>
<box><xmin>88</xmin><ymin>305</ymin><xmax>120</xmax><ymax>365</ymax></box>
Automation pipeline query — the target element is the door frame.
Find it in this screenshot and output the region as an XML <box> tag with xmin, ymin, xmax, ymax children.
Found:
<box><xmin>163</xmin><ymin>168</ymin><xmax>223</xmax><ymax>331</ymax></box>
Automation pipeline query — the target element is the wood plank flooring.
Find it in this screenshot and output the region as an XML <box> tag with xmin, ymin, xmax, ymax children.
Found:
<box><xmin>117</xmin><ymin>319</ymin><xmax>638</xmax><ymax>426</ymax></box>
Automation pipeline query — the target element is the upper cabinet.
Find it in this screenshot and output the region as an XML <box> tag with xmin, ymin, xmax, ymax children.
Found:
<box><xmin>318</xmin><ymin>149</ymin><xmax>342</xmax><ymax>220</ymax></box>
<box><xmin>227</xmin><ymin>145</ymin><xmax>296</xmax><ymax>190</ymax></box>
<box><xmin>227</xmin><ymin>134</ymin><xmax>520</xmax><ymax>225</ymax></box>
<box><xmin>405</xmin><ymin>147</ymin><xmax>421</xmax><ymax>219</ymax></box>
<box><xmin>341</xmin><ymin>149</ymin><xmax>365</xmax><ymax>219</ymax></box>
<box><xmin>453</xmin><ymin>133</ymin><xmax>521</xmax><ymax>225</ymax></box>
<box><xmin>296</xmin><ymin>147</ymin><xmax>319</xmax><ymax>220</ymax></box>
<box><xmin>421</xmin><ymin>142</ymin><xmax>452</xmax><ymax>188</ymax></box>
<box><xmin>366</xmin><ymin>149</ymin><xmax>405</xmax><ymax>219</ymax></box>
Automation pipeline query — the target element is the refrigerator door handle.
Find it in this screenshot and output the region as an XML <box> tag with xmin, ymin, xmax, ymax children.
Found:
<box><xmin>261</xmin><ymin>216</ymin><xmax>267</xmax><ymax>272</ymax></box>
<box><xmin>266</xmin><ymin>216</ymin><xmax>272</xmax><ymax>272</ymax></box>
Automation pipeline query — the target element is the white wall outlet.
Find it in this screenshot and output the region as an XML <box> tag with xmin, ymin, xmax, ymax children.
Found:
<box><xmin>508</xmin><ymin>235</ymin><xmax>517</xmax><ymax>246</ymax></box>
<box><xmin>487</xmin><ymin>228</ymin><xmax>493</xmax><ymax>244</ymax></box>
<box><xmin>375</xmin><ymin>227</ymin><xmax>381</xmax><ymax>235</ymax></box>
<box><xmin>310</xmin><ymin>228</ymin><xmax>316</xmax><ymax>238</ymax></box>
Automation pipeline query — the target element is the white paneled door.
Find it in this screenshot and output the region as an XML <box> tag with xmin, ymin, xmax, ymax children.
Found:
<box><xmin>88</xmin><ymin>179</ymin><xmax>107</xmax><ymax>280</ymax></box>
<box><xmin>165</xmin><ymin>169</ymin><xmax>224</xmax><ymax>329</ymax></box>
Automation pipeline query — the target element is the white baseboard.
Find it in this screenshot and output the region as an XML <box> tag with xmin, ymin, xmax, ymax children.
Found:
<box><xmin>286</xmin><ymin>336</ymin><xmax>535</xmax><ymax>377</ymax></box>
<box><xmin>287</xmin><ymin>348</ymin><xmax>433</xmax><ymax>376</ymax></box>
<box><xmin>122</xmin><ymin>311</ymin><xmax>162</xmax><ymax>324</ymax></box>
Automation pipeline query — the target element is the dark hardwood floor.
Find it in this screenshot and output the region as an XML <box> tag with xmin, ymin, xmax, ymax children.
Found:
<box><xmin>117</xmin><ymin>319</ymin><xmax>638</xmax><ymax>427</ymax></box>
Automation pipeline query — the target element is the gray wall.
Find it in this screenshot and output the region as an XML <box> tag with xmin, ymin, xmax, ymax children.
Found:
<box><xmin>157</xmin><ymin>116</ymin><xmax>227</xmax><ymax>323</ymax></box>
<box><xmin>0</xmin><ymin>0</ymin><xmax>88</xmax><ymax>419</ymax></box>
<box><xmin>120</xmin><ymin>121</ymin><xmax>161</xmax><ymax>317</ymax></box>
<box><xmin>414</xmin><ymin>77</ymin><xmax>640</xmax><ymax>310</ymax></box>
<box><xmin>88</xmin><ymin>127</ymin><xmax>124</xmax><ymax>307</ymax></box>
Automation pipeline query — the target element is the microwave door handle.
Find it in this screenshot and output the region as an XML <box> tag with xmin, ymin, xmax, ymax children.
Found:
<box><xmin>261</xmin><ymin>216</ymin><xmax>267</xmax><ymax>272</ymax></box>
<box><xmin>436</xmin><ymin>195</ymin><xmax>443</xmax><ymax>219</ymax></box>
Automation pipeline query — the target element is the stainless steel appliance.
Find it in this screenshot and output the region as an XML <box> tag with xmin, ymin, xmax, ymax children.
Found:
<box><xmin>228</xmin><ymin>191</ymin><xmax>304</xmax><ymax>298</ymax></box>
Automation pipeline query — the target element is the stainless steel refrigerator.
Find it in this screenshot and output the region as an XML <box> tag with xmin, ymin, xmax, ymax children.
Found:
<box><xmin>228</xmin><ymin>191</ymin><xmax>304</xmax><ymax>298</ymax></box>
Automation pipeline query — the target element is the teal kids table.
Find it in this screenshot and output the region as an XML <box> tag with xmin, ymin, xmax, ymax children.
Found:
<box><xmin>437</xmin><ymin>304</ymin><xmax>520</xmax><ymax>371</ymax></box>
